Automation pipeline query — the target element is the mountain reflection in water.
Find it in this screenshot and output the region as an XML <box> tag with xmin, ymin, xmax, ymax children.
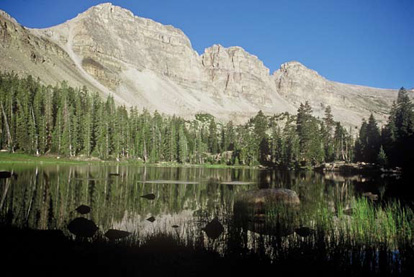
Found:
<box><xmin>0</xmin><ymin>164</ymin><xmax>412</xmax><ymax>274</ymax></box>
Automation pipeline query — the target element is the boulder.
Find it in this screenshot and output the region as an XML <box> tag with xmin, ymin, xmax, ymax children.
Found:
<box><xmin>67</xmin><ymin>217</ymin><xmax>98</xmax><ymax>238</ymax></box>
<box><xmin>236</xmin><ymin>188</ymin><xmax>300</xmax><ymax>207</ymax></box>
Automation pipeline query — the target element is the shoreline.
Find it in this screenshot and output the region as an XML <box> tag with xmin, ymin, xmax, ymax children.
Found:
<box><xmin>0</xmin><ymin>152</ymin><xmax>255</xmax><ymax>169</ymax></box>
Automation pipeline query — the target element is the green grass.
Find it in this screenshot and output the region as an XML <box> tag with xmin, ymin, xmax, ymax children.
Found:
<box><xmin>305</xmin><ymin>197</ymin><xmax>414</xmax><ymax>249</ymax></box>
<box><xmin>0</xmin><ymin>152</ymin><xmax>254</xmax><ymax>168</ymax></box>
<box><xmin>247</xmin><ymin>194</ymin><xmax>414</xmax><ymax>253</ymax></box>
<box><xmin>0</xmin><ymin>152</ymin><xmax>97</xmax><ymax>165</ymax></box>
<box><xmin>239</xmin><ymin>197</ymin><xmax>414</xmax><ymax>274</ymax></box>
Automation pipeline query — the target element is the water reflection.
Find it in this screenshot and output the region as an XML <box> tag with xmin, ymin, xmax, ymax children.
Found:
<box><xmin>0</xmin><ymin>164</ymin><xmax>407</xmax><ymax>265</ymax></box>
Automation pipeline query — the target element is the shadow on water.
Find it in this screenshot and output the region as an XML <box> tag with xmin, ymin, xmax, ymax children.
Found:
<box><xmin>0</xmin><ymin>165</ymin><xmax>414</xmax><ymax>275</ymax></box>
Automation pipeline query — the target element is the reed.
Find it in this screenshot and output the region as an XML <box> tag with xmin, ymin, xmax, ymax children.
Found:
<box><xmin>262</xmin><ymin>195</ymin><xmax>414</xmax><ymax>251</ymax></box>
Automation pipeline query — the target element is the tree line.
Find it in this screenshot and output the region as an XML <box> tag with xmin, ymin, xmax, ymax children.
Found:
<box><xmin>0</xmin><ymin>72</ymin><xmax>411</xmax><ymax>170</ymax></box>
<box><xmin>354</xmin><ymin>87</ymin><xmax>414</xmax><ymax>170</ymax></box>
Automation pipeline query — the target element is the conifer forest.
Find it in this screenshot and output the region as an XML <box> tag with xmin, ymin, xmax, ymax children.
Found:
<box><xmin>1</xmin><ymin>72</ymin><xmax>413</xmax><ymax>170</ymax></box>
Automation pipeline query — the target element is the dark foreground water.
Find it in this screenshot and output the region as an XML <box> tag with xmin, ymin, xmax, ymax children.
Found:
<box><xmin>1</xmin><ymin>164</ymin><xmax>413</xmax><ymax>276</ymax></box>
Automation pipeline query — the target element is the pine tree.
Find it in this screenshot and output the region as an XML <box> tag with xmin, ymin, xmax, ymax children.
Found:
<box><xmin>208</xmin><ymin>118</ymin><xmax>218</xmax><ymax>154</ymax></box>
<box><xmin>377</xmin><ymin>145</ymin><xmax>388</xmax><ymax>167</ymax></box>
<box><xmin>355</xmin><ymin>114</ymin><xmax>381</xmax><ymax>163</ymax></box>
<box><xmin>323</xmin><ymin>106</ymin><xmax>335</xmax><ymax>161</ymax></box>
<box><xmin>283</xmin><ymin>117</ymin><xmax>300</xmax><ymax>168</ymax></box>
<box><xmin>296</xmin><ymin>102</ymin><xmax>324</xmax><ymax>165</ymax></box>
<box><xmin>178</xmin><ymin>124</ymin><xmax>188</xmax><ymax>163</ymax></box>
<box><xmin>381</xmin><ymin>102</ymin><xmax>397</xmax><ymax>165</ymax></box>
<box><xmin>392</xmin><ymin>87</ymin><xmax>414</xmax><ymax>168</ymax></box>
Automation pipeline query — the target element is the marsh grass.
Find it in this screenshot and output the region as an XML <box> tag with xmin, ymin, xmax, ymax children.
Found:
<box><xmin>250</xmin><ymin>196</ymin><xmax>414</xmax><ymax>274</ymax></box>
<box><xmin>322</xmin><ymin>198</ymin><xmax>414</xmax><ymax>248</ymax></box>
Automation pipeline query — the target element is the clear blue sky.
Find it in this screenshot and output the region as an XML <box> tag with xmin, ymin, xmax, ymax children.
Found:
<box><xmin>1</xmin><ymin>0</ymin><xmax>413</xmax><ymax>89</ymax></box>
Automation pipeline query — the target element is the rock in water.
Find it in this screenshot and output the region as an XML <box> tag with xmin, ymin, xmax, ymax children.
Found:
<box><xmin>67</xmin><ymin>217</ymin><xmax>98</xmax><ymax>238</ymax></box>
<box><xmin>0</xmin><ymin>171</ymin><xmax>18</xmax><ymax>180</ymax></box>
<box><xmin>362</xmin><ymin>192</ymin><xmax>379</xmax><ymax>201</ymax></box>
<box><xmin>202</xmin><ymin>217</ymin><xmax>224</xmax><ymax>239</ymax></box>
<box><xmin>104</xmin><ymin>229</ymin><xmax>131</xmax><ymax>240</ymax></box>
<box><xmin>75</xmin><ymin>204</ymin><xmax>91</xmax><ymax>215</ymax></box>
<box><xmin>141</xmin><ymin>193</ymin><xmax>156</xmax><ymax>200</ymax></box>
<box><xmin>295</xmin><ymin>227</ymin><xmax>315</xmax><ymax>237</ymax></box>
<box><xmin>236</xmin><ymin>188</ymin><xmax>300</xmax><ymax>206</ymax></box>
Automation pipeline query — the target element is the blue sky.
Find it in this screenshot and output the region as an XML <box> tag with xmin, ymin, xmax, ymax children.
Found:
<box><xmin>1</xmin><ymin>0</ymin><xmax>413</xmax><ymax>89</ymax></box>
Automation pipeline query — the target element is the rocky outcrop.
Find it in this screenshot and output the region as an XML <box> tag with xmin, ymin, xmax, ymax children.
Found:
<box><xmin>273</xmin><ymin>61</ymin><xmax>398</xmax><ymax>125</ymax></box>
<box><xmin>201</xmin><ymin>45</ymin><xmax>274</xmax><ymax>102</ymax></box>
<box><xmin>0</xmin><ymin>9</ymin><xmax>115</xmax><ymax>102</ymax></box>
<box><xmin>0</xmin><ymin>3</ymin><xmax>403</xmax><ymax>127</ymax></box>
<box><xmin>236</xmin><ymin>188</ymin><xmax>301</xmax><ymax>208</ymax></box>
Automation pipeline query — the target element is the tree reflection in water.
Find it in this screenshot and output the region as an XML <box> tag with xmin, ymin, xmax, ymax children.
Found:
<box><xmin>0</xmin><ymin>165</ymin><xmax>413</xmax><ymax>274</ymax></box>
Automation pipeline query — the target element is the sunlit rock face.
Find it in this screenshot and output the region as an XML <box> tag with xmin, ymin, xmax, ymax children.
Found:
<box><xmin>201</xmin><ymin>45</ymin><xmax>275</xmax><ymax>102</ymax></box>
<box><xmin>273</xmin><ymin>61</ymin><xmax>398</xmax><ymax>126</ymax></box>
<box><xmin>0</xmin><ymin>3</ymin><xmax>401</xmax><ymax>126</ymax></box>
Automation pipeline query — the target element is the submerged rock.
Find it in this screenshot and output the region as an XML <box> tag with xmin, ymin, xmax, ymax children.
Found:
<box><xmin>362</xmin><ymin>192</ymin><xmax>379</xmax><ymax>201</ymax></box>
<box><xmin>67</xmin><ymin>217</ymin><xmax>98</xmax><ymax>238</ymax></box>
<box><xmin>295</xmin><ymin>226</ymin><xmax>315</xmax><ymax>237</ymax></box>
<box><xmin>202</xmin><ymin>217</ymin><xmax>224</xmax><ymax>239</ymax></box>
<box><xmin>141</xmin><ymin>193</ymin><xmax>156</xmax><ymax>200</ymax></box>
<box><xmin>75</xmin><ymin>204</ymin><xmax>91</xmax><ymax>215</ymax></box>
<box><xmin>147</xmin><ymin>216</ymin><xmax>156</xmax><ymax>223</ymax></box>
<box><xmin>236</xmin><ymin>188</ymin><xmax>300</xmax><ymax>206</ymax></box>
<box><xmin>104</xmin><ymin>229</ymin><xmax>131</xmax><ymax>240</ymax></box>
<box><xmin>0</xmin><ymin>171</ymin><xmax>18</xmax><ymax>180</ymax></box>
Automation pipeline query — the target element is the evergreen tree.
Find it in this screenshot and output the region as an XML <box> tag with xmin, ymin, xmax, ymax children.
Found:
<box><xmin>355</xmin><ymin>114</ymin><xmax>381</xmax><ymax>163</ymax></box>
<box><xmin>0</xmin><ymin>72</ymin><xmax>363</xmax><ymax>168</ymax></box>
<box><xmin>377</xmin><ymin>145</ymin><xmax>388</xmax><ymax>167</ymax></box>
<box><xmin>381</xmin><ymin>102</ymin><xmax>397</xmax><ymax>165</ymax></box>
<box><xmin>208</xmin><ymin>118</ymin><xmax>218</xmax><ymax>154</ymax></box>
<box><xmin>323</xmin><ymin>106</ymin><xmax>335</xmax><ymax>161</ymax></box>
<box><xmin>296</xmin><ymin>102</ymin><xmax>324</xmax><ymax>165</ymax></box>
<box><xmin>178</xmin><ymin>124</ymin><xmax>188</xmax><ymax>163</ymax></box>
<box><xmin>392</xmin><ymin>88</ymin><xmax>414</xmax><ymax>168</ymax></box>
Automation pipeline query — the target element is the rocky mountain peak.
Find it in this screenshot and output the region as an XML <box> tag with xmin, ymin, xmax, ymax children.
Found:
<box><xmin>78</xmin><ymin>2</ymin><xmax>191</xmax><ymax>47</ymax></box>
<box><xmin>82</xmin><ymin>2</ymin><xmax>135</xmax><ymax>23</ymax></box>
<box><xmin>0</xmin><ymin>4</ymin><xmax>399</xmax><ymax>127</ymax></box>
<box><xmin>275</xmin><ymin>61</ymin><xmax>322</xmax><ymax>79</ymax></box>
<box><xmin>0</xmin><ymin>10</ymin><xmax>18</xmax><ymax>25</ymax></box>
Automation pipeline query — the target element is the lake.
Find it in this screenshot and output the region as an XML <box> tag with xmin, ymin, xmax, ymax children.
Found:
<box><xmin>1</xmin><ymin>164</ymin><xmax>413</xmax><ymax>275</ymax></box>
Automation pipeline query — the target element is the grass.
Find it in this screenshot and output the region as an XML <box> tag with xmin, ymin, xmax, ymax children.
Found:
<box><xmin>0</xmin><ymin>152</ymin><xmax>102</xmax><ymax>165</ymax></box>
<box><xmin>321</xmin><ymin>198</ymin><xmax>414</xmax><ymax>248</ymax></box>
<box><xmin>236</xmin><ymin>197</ymin><xmax>414</xmax><ymax>275</ymax></box>
<box><xmin>234</xmin><ymin>194</ymin><xmax>414</xmax><ymax>269</ymax></box>
<box><xmin>0</xmin><ymin>152</ymin><xmax>253</xmax><ymax>169</ymax></box>
<box><xmin>2</xmin><ymin>196</ymin><xmax>414</xmax><ymax>275</ymax></box>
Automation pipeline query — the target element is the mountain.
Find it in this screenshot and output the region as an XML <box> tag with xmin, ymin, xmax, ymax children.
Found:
<box><xmin>0</xmin><ymin>3</ymin><xmax>400</xmax><ymax>126</ymax></box>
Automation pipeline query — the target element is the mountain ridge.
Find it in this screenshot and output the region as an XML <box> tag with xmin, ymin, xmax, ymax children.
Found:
<box><xmin>0</xmin><ymin>3</ymin><xmax>400</xmax><ymax>126</ymax></box>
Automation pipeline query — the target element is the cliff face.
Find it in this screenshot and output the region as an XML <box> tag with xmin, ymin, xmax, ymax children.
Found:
<box><xmin>0</xmin><ymin>3</ymin><xmax>400</xmax><ymax>126</ymax></box>
<box><xmin>273</xmin><ymin>61</ymin><xmax>397</xmax><ymax>125</ymax></box>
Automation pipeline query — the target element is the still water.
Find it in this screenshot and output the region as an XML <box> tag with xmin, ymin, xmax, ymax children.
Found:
<box><xmin>0</xmin><ymin>164</ymin><xmax>403</xmax><ymax>262</ymax></box>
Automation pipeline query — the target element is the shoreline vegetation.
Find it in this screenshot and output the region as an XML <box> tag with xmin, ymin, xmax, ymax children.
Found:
<box><xmin>1</xmin><ymin>194</ymin><xmax>413</xmax><ymax>275</ymax></box>
<box><xmin>0</xmin><ymin>152</ymin><xmax>252</xmax><ymax>168</ymax></box>
<box><xmin>0</xmin><ymin>153</ymin><xmax>403</xmax><ymax>177</ymax></box>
